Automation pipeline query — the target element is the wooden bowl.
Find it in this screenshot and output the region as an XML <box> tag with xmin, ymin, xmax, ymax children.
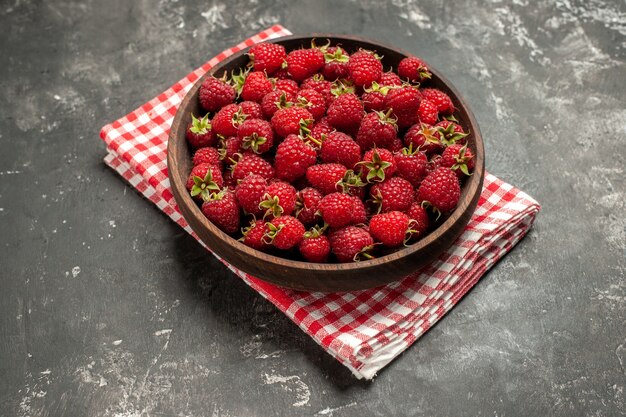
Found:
<box><xmin>168</xmin><ymin>34</ymin><xmax>484</xmax><ymax>292</ymax></box>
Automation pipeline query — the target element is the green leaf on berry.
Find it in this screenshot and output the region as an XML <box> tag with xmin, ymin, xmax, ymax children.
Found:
<box><xmin>458</xmin><ymin>163</ymin><xmax>471</xmax><ymax>176</ymax></box>
<box><xmin>241</xmin><ymin>133</ymin><xmax>267</xmax><ymax>154</ymax></box>
<box><xmin>259</xmin><ymin>194</ymin><xmax>284</xmax><ymax>219</ymax></box>
<box><xmin>297</xmin><ymin>96</ymin><xmax>312</xmax><ymax>108</ymax></box>
<box><xmin>303</xmin><ymin>133</ymin><xmax>323</xmax><ymax>149</ymax></box>
<box><xmin>403</xmin><ymin>219</ymin><xmax>420</xmax><ymax>246</ymax></box>
<box><xmin>374</xmin><ymin>109</ymin><xmax>398</xmax><ymax>130</ymax></box>
<box><xmin>330</xmin><ymin>80</ymin><xmax>355</xmax><ymax>97</ymax></box>
<box><xmin>303</xmin><ymin>223</ymin><xmax>327</xmax><ymax>239</ymax></box>
<box><xmin>401</xmin><ymin>142</ymin><xmax>420</xmax><ymax>156</ymax></box>
<box><xmin>353</xmin><ymin>243</ymin><xmax>376</xmax><ymax>261</ymax></box>
<box><xmin>298</xmin><ymin>118</ymin><xmax>314</xmax><ymax>138</ymax></box>
<box><xmin>262</xmin><ymin>222</ymin><xmax>284</xmax><ymax>244</ymax></box>
<box><xmin>231</xmin><ymin>108</ymin><xmax>248</xmax><ymax>128</ymax></box>
<box><xmin>370</xmin><ymin>189</ymin><xmax>384</xmax><ymax>214</ymax></box>
<box><xmin>336</xmin><ymin>169</ymin><xmax>366</xmax><ymax>193</ymax></box>
<box><xmin>358</xmin><ymin>149</ymin><xmax>392</xmax><ymax>183</ymax></box>
<box><xmin>437</xmin><ymin>123</ymin><xmax>469</xmax><ymax>146</ymax></box>
<box><xmin>190</xmin><ymin>170</ymin><xmax>221</xmax><ymax>201</ymax></box>
<box><xmin>310</xmin><ymin>38</ymin><xmax>331</xmax><ymax>51</ymax></box>
<box><xmin>418</xmin><ymin>67</ymin><xmax>432</xmax><ymax>80</ymax></box>
<box><xmin>230</xmin><ymin>68</ymin><xmax>249</xmax><ymax>96</ymax></box>
<box><xmin>275</xmin><ymin>92</ymin><xmax>293</xmax><ymax>110</ymax></box>
<box><xmin>323</xmin><ymin>46</ymin><xmax>349</xmax><ymax>63</ymax></box>
<box><xmin>421</xmin><ymin>200</ymin><xmax>442</xmax><ymax>221</ymax></box>
<box><xmin>217</xmin><ymin>137</ymin><xmax>228</xmax><ymax>160</ymax></box>
<box><xmin>189</xmin><ymin>113</ymin><xmax>211</xmax><ymax>135</ymax></box>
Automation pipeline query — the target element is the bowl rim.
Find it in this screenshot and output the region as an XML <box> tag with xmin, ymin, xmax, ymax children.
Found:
<box><xmin>167</xmin><ymin>33</ymin><xmax>485</xmax><ymax>272</ymax></box>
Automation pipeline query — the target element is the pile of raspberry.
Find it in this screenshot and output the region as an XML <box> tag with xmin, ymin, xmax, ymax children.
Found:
<box><xmin>185</xmin><ymin>41</ymin><xmax>475</xmax><ymax>263</ymax></box>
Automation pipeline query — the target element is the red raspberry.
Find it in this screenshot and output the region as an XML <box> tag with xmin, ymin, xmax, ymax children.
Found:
<box><xmin>301</xmin><ymin>75</ymin><xmax>333</xmax><ymax>105</ymax></box>
<box><xmin>356</xmin><ymin>110</ymin><xmax>398</xmax><ymax>151</ymax></box>
<box><xmin>186</xmin><ymin>163</ymin><xmax>223</xmax><ymax>201</ymax></box>
<box><xmin>440</xmin><ymin>144</ymin><xmax>475</xmax><ymax>178</ymax></box>
<box><xmin>421</xmin><ymin>88</ymin><xmax>455</xmax><ymax>115</ymax></box>
<box><xmin>248</xmin><ymin>43</ymin><xmax>286</xmax><ymax>75</ymax></box>
<box><xmin>192</xmin><ymin>147</ymin><xmax>222</xmax><ymax>169</ymax></box>
<box><xmin>273</xmin><ymin>67</ymin><xmax>290</xmax><ymax>80</ymax></box>
<box><xmin>417</xmin><ymin>98</ymin><xmax>439</xmax><ymax>125</ymax></box>
<box><xmin>275</xmin><ymin>79</ymin><xmax>300</xmax><ymax>97</ymax></box>
<box><xmin>201</xmin><ymin>190</ymin><xmax>240</xmax><ymax>234</ymax></box>
<box><xmin>406</xmin><ymin>202</ymin><xmax>430</xmax><ymax>238</ymax></box>
<box><xmin>370</xmin><ymin>177</ymin><xmax>414</xmax><ymax>213</ymax></box>
<box><xmin>297</xmin><ymin>88</ymin><xmax>326</xmax><ymax>120</ymax></box>
<box><xmin>308</xmin><ymin>117</ymin><xmax>334</xmax><ymax>148</ymax></box>
<box><xmin>306</xmin><ymin>163</ymin><xmax>347</xmax><ymax>195</ymax></box>
<box><xmin>393</xmin><ymin>146</ymin><xmax>429</xmax><ymax>187</ymax></box>
<box><xmin>389</xmin><ymin>136</ymin><xmax>404</xmax><ymax>153</ymax></box>
<box><xmin>212</xmin><ymin>104</ymin><xmax>247</xmax><ymax>137</ymax></box>
<box><xmin>320</xmin><ymin>131</ymin><xmax>361</xmax><ymax>169</ymax></box>
<box><xmin>299</xmin><ymin>226</ymin><xmax>331</xmax><ymax>263</ymax></box>
<box><xmin>350</xmin><ymin>195</ymin><xmax>368</xmax><ymax>224</ymax></box>
<box><xmin>240</xmin><ymin>219</ymin><xmax>271</xmax><ymax>251</ymax></box>
<box><xmin>319</xmin><ymin>192</ymin><xmax>355</xmax><ymax>228</ymax></box>
<box><xmin>404</xmin><ymin>123</ymin><xmax>443</xmax><ymax>154</ymax></box>
<box><xmin>369</xmin><ymin>211</ymin><xmax>412</xmax><ymax>247</ymax></box>
<box><xmin>348</xmin><ymin>50</ymin><xmax>382</xmax><ymax>87</ymax></box>
<box><xmin>397</xmin><ymin>56</ymin><xmax>432</xmax><ymax>83</ymax></box>
<box><xmin>198</xmin><ymin>76</ymin><xmax>236</xmax><ymax>112</ymax></box>
<box><xmin>259</xmin><ymin>181</ymin><xmax>297</xmax><ymax>219</ymax></box>
<box><xmin>237</xmin><ymin>118</ymin><xmax>274</xmax><ymax>154</ymax></box>
<box><xmin>186</xmin><ymin>114</ymin><xmax>217</xmax><ymax>148</ymax></box>
<box><xmin>274</xmin><ymin>134</ymin><xmax>317</xmax><ymax>183</ymax></box>
<box><xmin>261</xmin><ymin>90</ymin><xmax>295</xmax><ymax>118</ymax></box>
<box><xmin>222</xmin><ymin>169</ymin><xmax>237</xmax><ymax>190</ymax></box>
<box><xmin>219</xmin><ymin>136</ymin><xmax>243</xmax><ymax>165</ymax></box>
<box><xmin>232</xmin><ymin>153</ymin><xmax>274</xmax><ymax>181</ymax></box>
<box><xmin>286</xmin><ymin>48</ymin><xmax>325</xmax><ymax>81</ymax></box>
<box><xmin>379</xmin><ymin>71</ymin><xmax>402</xmax><ymax>86</ymax></box>
<box><xmin>234</xmin><ymin>174</ymin><xmax>267</xmax><ymax>216</ymax></box>
<box><xmin>326</xmin><ymin>93</ymin><xmax>364</xmax><ymax>133</ymax></box>
<box><xmin>384</xmin><ymin>86</ymin><xmax>422</xmax><ymax>128</ymax></box>
<box><xmin>240</xmin><ymin>101</ymin><xmax>264</xmax><ymax>120</ymax></box>
<box><xmin>429</xmin><ymin>154</ymin><xmax>443</xmax><ymax>172</ymax></box>
<box><xmin>295</xmin><ymin>187</ymin><xmax>323</xmax><ymax>226</ymax></box>
<box><xmin>265</xmin><ymin>215</ymin><xmax>305</xmax><ymax>250</ymax></box>
<box><xmin>362</xmin><ymin>81</ymin><xmax>398</xmax><ymax>112</ymax></box>
<box><xmin>271</xmin><ymin>107</ymin><xmax>313</xmax><ymax>138</ymax></box>
<box><xmin>322</xmin><ymin>46</ymin><xmax>350</xmax><ymax>80</ymax></box>
<box><xmin>329</xmin><ymin>226</ymin><xmax>374</xmax><ymax>263</ymax></box>
<box><xmin>362</xmin><ymin>90</ymin><xmax>385</xmax><ymax>112</ymax></box>
<box><xmin>241</xmin><ymin>71</ymin><xmax>274</xmax><ymax>103</ymax></box>
<box><xmin>359</xmin><ymin>148</ymin><xmax>397</xmax><ymax>183</ymax></box>
<box><xmin>417</xmin><ymin>167</ymin><xmax>461</xmax><ymax>214</ymax></box>
<box><xmin>222</xmin><ymin>169</ymin><xmax>237</xmax><ymax>191</ymax></box>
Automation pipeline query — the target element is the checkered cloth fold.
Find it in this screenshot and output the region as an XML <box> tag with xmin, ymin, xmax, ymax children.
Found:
<box><xmin>100</xmin><ymin>25</ymin><xmax>540</xmax><ymax>379</ymax></box>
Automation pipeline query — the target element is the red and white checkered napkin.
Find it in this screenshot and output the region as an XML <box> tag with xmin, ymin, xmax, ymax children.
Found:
<box><xmin>100</xmin><ymin>25</ymin><xmax>541</xmax><ymax>379</ymax></box>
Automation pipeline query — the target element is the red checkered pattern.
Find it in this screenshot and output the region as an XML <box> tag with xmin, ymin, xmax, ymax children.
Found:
<box><xmin>100</xmin><ymin>26</ymin><xmax>541</xmax><ymax>379</ymax></box>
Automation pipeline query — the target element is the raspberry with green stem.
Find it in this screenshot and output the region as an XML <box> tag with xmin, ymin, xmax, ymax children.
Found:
<box><xmin>436</xmin><ymin>122</ymin><xmax>469</xmax><ymax>146</ymax></box>
<box><xmin>189</xmin><ymin>113</ymin><xmax>211</xmax><ymax>135</ymax></box>
<box><xmin>357</xmin><ymin>148</ymin><xmax>395</xmax><ymax>183</ymax></box>
<box><xmin>230</xmin><ymin>67</ymin><xmax>250</xmax><ymax>96</ymax></box>
<box><xmin>190</xmin><ymin>169</ymin><xmax>221</xmax><ymax>201</ymax></box>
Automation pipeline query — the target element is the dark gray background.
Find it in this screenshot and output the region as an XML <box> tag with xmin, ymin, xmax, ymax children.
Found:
<box><xmin>1</xmin><ymin>0</ymin><xmax>625</xmax><ymax>416</ymax></box>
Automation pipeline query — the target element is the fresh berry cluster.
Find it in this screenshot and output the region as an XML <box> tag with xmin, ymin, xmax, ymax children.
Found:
<box><xmin>184</xmin><ymin>40</ymin><xmax>474</xmax><ymax>263</ymax></box>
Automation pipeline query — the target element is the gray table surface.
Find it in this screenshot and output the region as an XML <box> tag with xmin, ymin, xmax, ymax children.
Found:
<box><xmin>1</xmin><ymin>0</ymin><xmax>625</xmax><ymax>416</ymax></box>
